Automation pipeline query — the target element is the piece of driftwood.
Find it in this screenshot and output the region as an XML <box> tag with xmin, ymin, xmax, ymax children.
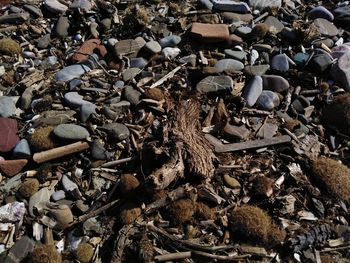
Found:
<box><xmin>205</xmin><ymin>134</ymin><xmax>291</xmax><ymax>153</ymax></box>
<box><xmin>155</xmin><ymin>251</ymin><xmax>191</xmax><ymax>262</ymax></box>
<box><xmin>101</xmin><ymin>157</ymin><xmax>135</xmax><ymax>168</ymax></box>
<box><xmin>112</xmin><ymin>224</ymin><xmax>139</xmax><ymax>263</ymax></box>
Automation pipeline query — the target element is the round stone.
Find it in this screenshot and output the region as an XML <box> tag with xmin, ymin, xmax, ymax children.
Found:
<box><xmin>54</xmin><ymin>124</ymin><xmax>90</xmax><ymax>140</ymax></box>
<box><xmin>224</xmin><ymin>49</ymin><xmax>247</xmax><ymax>61</ymax></box>
<box><xmin>196</xmin><ymin>75</ymin><xmax>233</xmax><ymax>94</ymax></box>
<box><xmin>308</xmin><ymin>6</ymin><xmax>334</xmax><ymax>21</ymax></box>
<box><xmin>13</xmin><ymin>139</ymin><xmax>31</xmax><ymax>159</ymax></box>
<box><xmin>256</xmin><ymin>90</ymin><xmax>280</xmax><ymax>110</ymax></box>
<box><xmin>242</xmin><ymin>76</ymin><xmax>263</xmax><ymax>107</ymax></box>
<box><xmin>215</xmin><ymin>59</ymin><xmax>244</xmax><ymax>72</ymax></box>
<box><xmin>123</xmin><ymin>86</ymin><xmax>141</xmax><ymax>105</ymax></box>
<box><xmin>144</xmin><ymin>40</ymin><xmax>162</xmax><ymax>54</ymax></box>
<box><xmin>262</xmin><ymin>75</ymin><xmax>289</xmax><ymax>92</ymax></box>
<box><xmin>130</xmin><ymin>57</ymin><xmax>148</xmax><ymax>69</ymax></box>
<box><xmin>102</xmin><ymin>123</ymin><xmax>130</xmax><ymax>141</ymax></box>
<box><xmin>159</xmin><ymin>35</ymin><xmax>181</xmax><ymax>48</ymax></box>
<box><xmin>223</xmin><ymin>174</ymin><xmax>241</xmax><ymax>189</ymax></box>
<box><xmin>55</xmin><ymin>64</ymin><xmax>91</xmax><ymax>82</ymax></box>
<box><xmin>271</xmin><ymin>54</ymin><xmax>289</xmax><ymax>72</ymax></box>
<box><xmin>314</xmin><ymin>18</ymin><xmax>339</xmax><ymax>37</ymax></box>
<box><xmin>64</xmin><ymin>92</ymin><xmax>89</xmax><ymax>107</ymax></box>
<box><xmin>80</xmin><ymin>103</ymin><xmax>96</xmax><ymax>123</ymax></box>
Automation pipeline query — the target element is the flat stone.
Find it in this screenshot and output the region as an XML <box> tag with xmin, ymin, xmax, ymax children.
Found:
<box><xmin>54</xmin><ymin>15</ymin><xmax>69</xmax><ymax>37</ymax></box>
<box><xmin>242</xmin><ymin>76</ymin><xmax>263</xmax><ymax>107</ymax></box>
<box><xmin>331</xmin><ymin>51</ymin><xmax>350</xmax><ymax>91</ymax></box>
<box><xmin>72</xmin><ymin>39</ymin><xmax>107</xmax><ymax>62</ymax></box>
<box><xmin>235</xmin><ymin>26</ymin><xmax>252</xmax><ymax>37</ymax></box>
<box><xmin>212</xmin><ymin>0</ymin><xmax>250</xmax><ymax>13</ymax></box>
<box><xmin>0</xmin><ymin>159</ymin><xmax>27</xmax><ymax>177</ymax></box>
<box><xmin>55</xmin><ymin>64</ymin><xmax>91</xmax><ymax>82</ymax></box>
<box><xmin>5</xmin><ymin>236</ymin><xmax>35</xmax><ymax>263</ymax></box>
<box><xmin>130</xmin><ymin>57</ymin><xmax>148</xmax><ymax>68</ymax></box>
<box><xmin>221</xmin><ymin>12</ymin><xmax>253</xmax><ymax>23</ymax></box>
<box><xmin>293</xmin><ymin>52</ymin><xmax>311</xmax><ymax>65</ymax></box>
<box><xmin>0</xmin><ymin>96</ymin><xmax>16</xmax><ymax>117</ymax></box>
<box><xmin>70</xmin><ymin>0</ymin><xmax>92</xmax><ymax>12</ymax></box>
<box><xmin>0</xmin><ymin>118</ymin><xmax>19</xmax><ymax>153</ymax></box>
<box><xmin>54</xmin><ymin>124</ymin><xmax>90</xmax><ymax>140</ymax></box>
<box><xmin>0</xmin><ymin>12</ymin><xmax>30</xmax><ymax>24</ymax></box>
<box><xmin>109</xmin><ymin>101</ymin><xmax>131</xmax><ymax>115</ymax></box>
<box><xmin>256</xmin><ymin>90</ymin><xmax>280</xmax><ymax>110</ymax></box>
<box><xmin>144</xmin><ymin>40</ymin><xmax>162</xmax><ymax>54</ymax></box>
<box><xmin>312</xmin><ymin>38</ymin><xmax>334</xmax><ymax>48</ymax></box>
<box><xmin>262</xmin><ymin>75</ymin><xmax>289</xmax><ymax>92</ymax></box>
<box><xmin>314</xmin><ymin>18</ymin><xmax>338</xmax><ymax>37</ymax></box>
<box><xmin>44</xmin><ymin>0</ymin><xmax>68</xmax><ymax>13</ymax></box>
<box><xmin>244</xmin><ymin>64</ymin><xmax>270</xmax><ymax>76</ymax></box>
<box><xmin>12</xmin><ymin>139</ymin><xmax>31</xmax><ymax>159</ymax></box>
<box><xmin>271</xmin><ymin>54</ymin><xmax>289</xmax><ymax>72</ymax></box>
<box><xmin>198</xmin><ymin>13</ymin><xmax>220</xmax><ymax>24</ymax></box>
<box><xmin>36</xmin><ymin>110</ymin><xmax>76</xmax><ymax>126</ymax></box>
<box><xmin>252</xmin><ymin>44</ymin><xmax>272</xmax><ymax>53</ymax></box>
<box><xmin>196</xmin><ymin>75</ymin><xmax>233</xmax><ymax>94</ymax></box>
<box><xmin>179</xmin><ymin>54</ymin><xmax>197</xmax><ymax>67</ymax></box>
<box><xmin>91</xmin><ymin>140</ymin><xmax>108</xmax><ymax>160</ymax></box>
<box><xmin>308</xmin><ymin>6</ymin><xmax>334</xmax><ymax>21</ymax></box>
<box><xmin>123</xmin><ymin>86</ymin><xmax>141</xmax><ymax>105</ymax></box>
<box><xmin>102</xmin><ymin>123</ymin><xmax>130</xmax><ymax>141</ymax></box>
<box><xmin>159</xmin><ymin>35</ymin><xmax>181</xmax><ymax>47</ymax></box>
<box><xmin>80</xmin><ymin>103</ymin><xmax>96</xmax><ymax>123</ymax></box>
<box><xmin>37</xmin><ymin>34</ymin><xmax>51</xmax><ymax>49</ymax></box>
<box><xmin>264</xmin><ymin>16</ymin><xmax>284</xmax><ymax>33</ymax></box>
<box><xmin>191</xmin><ymin>23</ymin><xmax>230</xmax><ymax>43</ymax></box>
<box><xmin>122</xmin><ymin>68</ymin><xmax>142</xmax><ymax>82</ymax></box>
<box><xmin>256</xmin><ymin>122</ymin><xmax>278</xmax><ymax>138</ymax></box>
<box><xmin>114</xmin><ymin>39</ymin><xmax>143</xmax><ymax>57</ymax></box>
<box><xmin>64</xmin><ymin>92</ymin><xmax>89</xmax><ymax>107</ymax></box>
<box><xmin>223</xmin><ymin>124</ymin><xmax>250</xmax><ymax>140</ymax></box>
<box><xmin>224</xmin><ymin>49</ymin><xmax>247</xmax><ymax>61</ymax></box>
<box><xmin>309</xmin><ymin>53</ymin><xmax>333</xmax><ymax>73</ymax></box>
<box><xmin>248</xmin><ymin>0</ymin><xmax>281</xmax><ymax>10</ymax></box>
<box><xmin>215</xmin><ymin>59</ymin><xmax>244</xmax><ymax>72</ymax></box>
<box><xmin>23</xmin><ymin>5</ymin><xmax>43</xmax><ymax>17</ymax></box>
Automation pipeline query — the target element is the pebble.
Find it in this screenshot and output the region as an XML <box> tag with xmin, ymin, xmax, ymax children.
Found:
<box><xmin>223</xmin><ymin>124</ymin><xmax>250</xmax><ymax>140</ymax></box>
<box><xmin>314</xmin><ymin>18</ymin><xmax>339</xmax><ymax>37</ymax></box>
<box><xmin>72</xmin><ymin>39</ymin><xmax>107</xmax><ymax>63</ymax></box>
<box><xmin>334</xmin><ymin>6</ymin><xmax>350</xmax><ymax>24</ymax></box>
<box><xmin>199</xmin><ymin>0</ymin><xmax>213</xmax><ymax>10</ymax></box>
<box><xmin>223</xmin><ymin>174</ymin><xmax>241</xmax><ymax>189</ymax></box>
<box><xmin>215</xmin><ymin>59</ymin><xmax>244</xmax><ymax>72</ymax></box>
<box><xmin>70</xmin><ymin>0</ymin><xmax>92</xmax><ymax>12</ymax></box>
<box><xmin>64</xmin><ymin>92</ymin><xmax>89</xmax><ymax>107</ymax></box>
<box><xmin>0</xmin><ymin>159</ymin><xmax>28</xmax><ymax>177</ymax></box>
<box><xmin>44</xmin><ymin>0</ymin><xmax>68</xmax><ymax>13</ymax></box>
<box><xmin>102</xmin><ymin>123</ymin><xmax>130</xmax><ymax>141</ymax></box>
<box><xmin>244</xmin><ymin>64</ymin><xmax>270</xmax><ymax>76</ymax></box>
<box><xmin>144</xmin><ymin>40</ymin><xmax>162</xmax><ymax>54</ymax></box>
<box><xmin>54</xmin><ymin>15</ymin><xmax>70</xmax><ymax>37</ymax></box>
<box><xmin>114</xmin><ymin>39</ymin><xmax>144</xmax><ymax>57</ymax></box>
<box><xmin>271</xmin><ymin>54</ymin><xmax>289</xmax><ymax>72</ymax></box>
<box><xmin>224</xmin><ymin>49</ymin><xmax>247</xmax><ymax>61</ymax></box>
<box><xmin>308</xmin><ymin>6</ymin><xmax>334</xmax><ymax>21</ymax></box>
<box><xmin>212</xmin><ymin>0</ymin><xmax>250</xmax><ymax>13</ymax></box>
<box><xmin>91</xmin><ymin>140</ymin><xmax>108</xmax><ymax>160</ymax></box>
<box><xmin>262</xmin><ymin>75</ymin><xmax>289</xmax><ymax>92</ymax></box>
<box><xmin>55</xmin><ymin>65</ymin><xmax>91</xmax><ymax>82</ymax></box>
<box><xmin>0</xmin><ymin>12</ymin><xmax>30</xmax><ymax>24</ymax></box>
<box><xmin>130</xmin><ymin>57</ymin><xmax>148</xmax><ymax>69</ymax></box>
<box><xmin>159</xmin><ymin>35</ymin><xmax>181</xmax><ymax>47</ymax></box>
<box><xmin>196</xmin><ymin>75</ymin><xmax>233</xmax><ymax>94</ymax></box>
<box><xmin>0</xmin><ymin>96</ymin><xmax>16</xmax><ymax>117</ymax></box>
<box><xmin>264</xmin><ymin>16</ymin><xmax>284</xmax><ymax>34</ymax></box>
<box><xmin>53</xmin><ymin>124</ymin><xmax>90</xmax><ymax>140</ymax></box>
<box><xmin>23</xmin><ymin>5</ymin><xmax>43</xmax><ymax>17</ymax></box>
<box><xmin>242</xmin><ymin>76</ymin><xmax>263</xmax><ymax>107</ymax></box>
<box><xmin>162</xmin><ymin>47</ymin><xmax>181</xmax><ymax>60</ymax></box>
<box><xmin>37</xmin><ymin>34</ymin><xmax>51</xmax><ymax>49</ymax></box>
<box><xmin>256</xmin><ymin>90</ymin><xmax>280</xmax><ymax>110</ymax></box>
<box><xmin>108</xmin><ymin>101</ymin><xmax>131</xmax><ymax>115</ymax></box>
<box><xmin>248</xmin><ymin>0</ymin><xmax>281</xmax><ymax>10</ymax></box>
<box><xmin>309</xmin><ymin>53</ymin><xmax>333</xmax><ymax>73</ymax></box>
<box><xmin>331</xmin><ymin>51</ymin><xmax>350</xmax><ymax>91</ymax></box>
<box><xmin>124</xmin><ymin>86</ymin><xmax>141</xmax><ymax>105</ymax></box>
<box><xmin>122</xmin><ymin>68</ymin><xmax>142</xmax><ymax>81</ymax></box>
<box><xmin>0</xmin><ymin>38</ymin><xmax>21</xmax><ymax>55</ymax></box>
<box><xmin>51</xmin><ymin>190</ymin><xmax>66</xmax><ymax>201</ymax></box>
<box><xmin>80</xmin><ymin>103</ymin><xmax>97</xmax><ymax>123</ymax></box>
<box><xmin>235</xmin><ymin>26</ymin><xmax>252</xmax><ymax>37</ymax></box>
<box><xmin>12</xmin><ymin>139</ymin><xmax>31</xmax><ymax>159</ymax></box>
<box><xmin>191</xmin><ymin>23</ymin><xmax>229</xmax><ymax>43</ymax></box>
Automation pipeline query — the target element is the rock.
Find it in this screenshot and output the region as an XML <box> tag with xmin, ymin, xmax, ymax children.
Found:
<box><xmin>0</xmin><ymin>38</ymin><xmax>21</xmax><ymax>55</ymax></box>
<box><xmin>331</xmin><ymin>51</ymin><xmax>350</xmax><ymax>91</ymax></box>
<box><xmin>223</xmin><ymin>124</ymin><xmax>250</xmax><ymax>140</ymax></box>
<box><xmin>312</xmin><ymin>38</ymin><xmax>334</xmax><ymax>48</ymax></box>
<box><xmin>130</xmin><ymin>57</ymin><xmax>148</xmax><ymax>69</ymax></box>
<box><xmin>179</xmin><ymin>54</ymin><xmax>197</xmax><ymax>67</ymax></box>
<box><xmin>64</xmin><ymin>92</ymin><xmax>89</xmax><ymax>107</ymax></box>
<box><xmin>334</xmin><ymin>6</ymin><xmax>350</xmax><ymax>24</ymax></box>
<box><xmin>72</xmin><ymin>39</ymin><xmax>107</xmax><ymax>62</ymax></box>
<box><xmin>70</xmin><ymin>0</ymin><xmax>92</xmax><ymax>12</ymax></box>
<box><xmin>91</xmin><ymin>140</ymin><xmax>107</xmax><ymax>160</ymax></box>
<box><xmin>212</xmin><ymin>0</ymin><xmax>250</xmax><ymax>13</ymax></box>
<box><xmin>13</xmin><ymin>139</ymin><xmax>31</xmax><ymax>159</ymax></box>
<box><xmin>244</xmin><ymin>64</ymin><xmax>270</xmax><ymax>76</ymax></box>
<box><xmin>124</xmin><ymin>86</ymin><xmax>141</xmax><ymax>105</ymax></box>
<box><xmin>332</xmin><ymin>44</ymin><xmax>350</xmax><ymax>59</ymax></box>
<box><xmin>0</xmin><ymin>12</ymin><xmax>30</xmax><ymax>24</ymax></box>
<box><xmin>37</xmin><ymin>34</ymin><xmax>51</xmax><ymax>49</ymax></box>
<box><xmin>0</xmin><ymin>118</ymin><xmax>19</xmax><ymax>153</ymax></box>
<box><xmin>159</xmin><ymin>35</ymin><xmax>181</xmax><ymax>47</ymax></box>
<box><xmin>262</xmin><ymin>75</ymin><xmax>289</xmax><ymax>92</ymax></box>
<box><xmin>256</xmin><ymin>90</ymin><xmax>280</xmax><ymax>110</ymax></box>
<box><xmin>108</xmin><ymin>101</ymin><xmax>131</xmax><ymax>115</ymax></box>
<box><xmin>224</xmin><ymin>49</ymin><xmax>247</xmax><ymax>61</ymax></box>
<box><xmin>23</xmin><ymin>5</ymin><xmax>43</xmax><ymax>17</ymax></box>
<box><xmin>242</xmin><ymin>76</ymin><xmax>263</xmax><ymax>107</ymax></box>
<box><xmin>308</xmin><ymin>6</ymin><xmax>334</xmax><ymax>21</ymax></box>
<box><xmin>196</xmin><ymin>75</ymin><xmax>233</xmax><ymax>94</ymax></box>
<box><xmin>80</xmin><ymin>103</ymin><xmax>96</xmax><ymax>123</ymax></box>
<box><xmin>271</xmin><ymin>54</ymin><xmax>289</xmax><ymax>72</ymax></box>
<box><xmin>0</xmin><ymin>159</ymin><xmax>28</xmax><ymax>177</ymax></box>
<box><xmin>221</xmin><ymin>12</ymin><xmax>253</xmax><ymax>23</ymax></box>
<box><xmin>248</xmin><ymin>0</ymin><xmax>281</xmax><ymax>10</ymax></box>
<box><xmin>264</xmin><ymin>16</ymin><xmax>284</xmax><ymax>34</ymax></box>
<box><xmin>114</xmin><ymin>39</ymin><xmax>143</xmax><ymax>57</ymax></box>
<box><xmin>314</xmin><ymin>18</ymin><xmax>338</xmax><ymax>37</ymax></box>
<box><xmin>101</xmin><ymin>18</ymin><xmax>112</xmax><ymax>31</ymax></box>
<box><xmin>293</xmin><ymin>52</ymin><xmax>311</xmax><ymax>65</ymax></box>
<box><xmin>122</xmin><ymin>68</ymin><xmax>142</xmax><ymax>81</ymax></box>
<box><xmin>215</xmin><ymin>59</ymin><xmax>244</xmax><ymax>72</ymax></box>
<box><xmin>54</xmin><ymin>124</ymin><xmax>90</xmax><ymax>140</ymax></box>
<box><xmin>44</xmin><ymin>0</ymin><xmax>68</xmax><ymax>13</ymax></box>
<box><xmin>46</xmin><ymin>203</ymin><xmax>73</xmax><ymax>229</ymax></box>
<box><xmin>223</xmin><ymin>174</ymin><xmax>241</xmax><ymax>189</ymax></box>
<box><xmin>162</xmin><ymin>47</ymin><xmax>181</xmax><ymax>60</ymax></box>
<box><xmin>55</xmin><ymin>64</ymin><xmax>91</xmax><ymax>82</ymax></box>
<box><xmin>199</xmin><ymin>0</ymin><xmax>213</xmax><ymax>10</ymax></box>
<box><xmin>54</xmin><ymin>15</ymin><xmax>69</xmax><ymax>37</ymax></box>
<box><xmin>191</xmin><ymin>23</ymin><xmax>230</xmax><ymax>43</ymax></box>
<box><xmin>51</xmin><ymin>190</ymin><xmax>66</xmax><ymax>201</ymax></box>
<box><xmin>5</xmin><ymin>236</ymin><xmax>35</xmax><ymax>263</ymax></box>
<box><xmin>102</xmin><ymin>123</ymin><xmax>130</xmax><ymax>141</ymax></box>
<box><xmin>144</xmin><ymin>40</ymin><xmax>162</xmax><ymax>54</ymax></box>
<box><xmin>0</xmin><ymin>96</ymin><xmax>16</xmax><ymax>117</ymax></box>
<box><xmin>309</xmin><ymin>53</ymin><xmax>333</xmax><ymax>73</ymax></box>
<box><xmin>252</xmin><ymin>44</ymin><xmax>272</xmax><ymax>53</ymax></box>
<box><xmin>235</xmin><ymin>26</ymin><xmax>252</xmax><ymax>37</ymax></box>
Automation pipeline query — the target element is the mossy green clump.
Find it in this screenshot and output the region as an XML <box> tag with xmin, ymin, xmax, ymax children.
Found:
<box><xmin>29</xmin><ymin>245</ymin><xmax>62</xmax><ymax>263</ymax></box>
<box><xmin>19</xmin><ymin>179</ymin><xmax>40</xmax><ymax>198</ymax></box>
<box><xmin>75</xmin><ymin>243</ymin><xmax>94</xmax><ymax>263</ymax></box>
<box><xmin>118</xmin><ymin>174</ymin><xmax>140</xmax><ymax>197</ymax></box>
<box><xmin>0</xmin><ymin>38</ymin><xmax>21</xmax><ymax>55</ymax></box>
<box><xmin>29</xmin><ymin>126</ymin><xmax>58</xmax><ymax>152</ymax></box>
<box><xmin>120</xmin><ymin>203</ymin><xmax>142</xmax><ymax>225</ymax></box>
<box><xmin>167</xmin><ymin>199</ymin><xmax>195</xmax><ymax>225</ymax></box>
<box><xmin>311</xmin><ymin>156</ymin><xmax>350</xmax><ymax>202</ymax></box>
<box><xmin>229</xmin><ymin>205</ymin><xmax>285</xmax><ymax>245</ymax></box>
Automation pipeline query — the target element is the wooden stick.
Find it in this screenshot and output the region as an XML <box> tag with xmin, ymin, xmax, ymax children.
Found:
<box><xmin>155</xmin><ymin>252</ymin><xmax>191</xmax><ymax>262</ymax></box>
<box><xmin>205</xmin><ymin>134</ymin><xmax>291</xmax><ymax>153</ymax></box>
<box><xmin>33</xmin><ymin>141</ymin><xmax>90</xmax><ymax>163</ymax></box>
<box><xmin>101</xmin><ymin>157</ymin><xmax>135</xmax><ymax>168</ymax></box>
<box><xmin>191</xmin><ymin>250</ymin><xmax>251</xmax><ymax>261</ymax></box>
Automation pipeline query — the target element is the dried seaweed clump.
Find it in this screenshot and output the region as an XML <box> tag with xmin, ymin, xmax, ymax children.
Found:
<box><xmin>36</xmin><ymin>163</ymin><xmax>53</xmax><ymax>183</ymax></box>
<box><xmin>118</xmin><ymin>174</ymin><xmax>140</xmax><ymax>197</ymax></box>
<box><xmin>167</xmin><ymin>199</ymin><xmax>195</xmax><ymax>225</ymax></box>
<box><xmin>251</xmin><ymin>175</ymin><xmax>274</xmax><ymax>197</ymax></box>
<box><xmin>29</xmin><ymin>245</ymin><xmax>62</xmax><ymax>263</ymax></box>
<box><xmin>138</xmin><ymin>234</ymin><xmax>154</xmax><ymax>263</ymax></box>
<box><xmin>75</xmin><ymin>243</ymin><xmax>94</xmax><ymax>263</ymax></box>
<box><xmin>249</xmin><ymin>23</ymin><xmax>270</xmax><ymax>40</ymax></box>
<box><xmin>19</xmin><ymin>179</ymin><xmax>40</xmax><ymax>198</ymax></box>
<box><xmin>0</xmin><ymin>38</ymin><xmax>21</xmax><ymax>55</ymax></box>
<box><xmin>311</xmin><ymin>156</ymin><xmax>350</xmax><ymax>202</ymax></box>
<box><xmin>322</xmin><ymin>93</ymin><xmax>350</xmax><ymax>134</ymax></box>
<box><xmin>144</xmin><ymin>87</ymin><xmax>164</xmax><ymax>101</ymax></box>
<box><xmin>195</xmin><ymin>202</ymin><xmax>215</xmax><ymax>220</ymax></box>
<box><xmin>229</xmin><ymin>205</ymin><xmax>285</xmax><ymax>245</ymax></box>
<box><xmin>120</xmin><ymin>203</ymin><xmax>142</xmax><ymax>225</ymax></box>
<box><xmin>29</xmin><ymin>126</ymin><xmax>58</xmax><ymax>152</ymax></box>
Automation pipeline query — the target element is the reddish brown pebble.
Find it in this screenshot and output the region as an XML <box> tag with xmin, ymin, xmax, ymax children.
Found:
<box><xmin>0</xmin><ymin>118</ymin><xmax>19</xmax><ymax>153</ymax></box>
<box><xmin>191</xmin><ymin>23</ymin><xmax>230</xmax><ymax>43</ymax></box>
<box><xmin>72</xmin><ymin>39</ymin><xmax>107</xmax><ymax>62</ymax></box>
<box><xmin>0</xmin><ymin>159</ymin><xmax>28</xmax><ymax>177</ymax></box>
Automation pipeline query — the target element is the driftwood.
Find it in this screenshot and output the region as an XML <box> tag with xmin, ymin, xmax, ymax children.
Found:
<box><xmin>155</xmin><ymin>252</ymin><xmax>191</xmax><ymax>261</ymax></box>
<box><xmin>112</xmin><ymin>224</ymin><xmax>139</xmax><ymax>263</ymax></box>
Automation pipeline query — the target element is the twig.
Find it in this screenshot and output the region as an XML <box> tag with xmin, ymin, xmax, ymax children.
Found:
<box><xmin>155</xmin><ymin>252</ymin><xmax>191</xmax><ymax>261</ymax></box>
<box><xmin>101</xmin><ymin>157</ymin><xmax>135</xmax><ymax>168</ymax></box>
<box><xmin>191</xmin><ymin>250</ymin><xmax>251</xmax><ymax>261</ymax></box>
<box><xmin>150</xmin><ymin>64</ymin><xmax>184</xmax><ymax>89</ymax></box>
